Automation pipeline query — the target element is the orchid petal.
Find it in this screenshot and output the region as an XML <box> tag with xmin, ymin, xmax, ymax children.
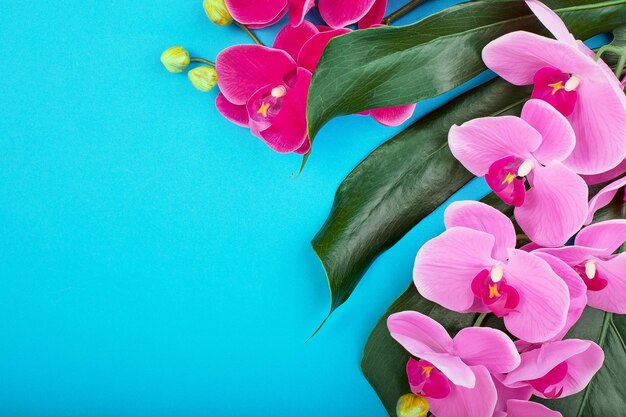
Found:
<box><xmin>588</xmin><ymin>254</ymin><xmax>626</xmax><ymax>313</ymax></box>
<box><xmin>582</xmin><ymin>160</ymin><xmax>626</xmax><ymax>185</ymax></box>
<box><xmin>429</xmin><ymin>366</ymin><xmax>497</xmax><ymax>417</ymax></box>
<box><xmin>318</xmin><ymin>0</ymin><xmax>378</xmax><ymax>29</ymax></box>
<box><xmin>506</xmin><ymin>400</ymin><xmax>563</xmax><ymax>417</ymax></box>
<box><xmin>297</xmin><ymin>28</ymin><xmax>351</xmax><ymax>73</ymax></box>
<box><xmin>524</xmin><ymin>0</ymin><xmax>577</xmax><ymax>46</ymax></box>
<box><xmin>521</xmin><ymin>99</ymin><xmax>575</xmax><ymax>164</ymax></box>
<box><xmin>444</xmin><ymin>201</ymin><xmax>516</xmax><ymax>262</ymax></box>
<box><xmin>224</xmin><ymin>0</ymin><xmax>287</xmax><ymax>27</ymax></box>
<box><xmin>493</xmin><ymin>376</ymin><xmax>533</xmax><ymax>413</ymax></box>
<box><xmin>576</xmin><ymin>220</ymin><xmax>626</xmax><ymax>256</ymax></box>
<box><xmin>215</xmin><ymin>93</ymin><xmax>249</xmax><ymax>127</ymax></box>
<box><xmin>515</xmin><ymin>161</ymin><xmax>588</xmax><ymax>247</ymax></box>
<box><xmin>453</xmin><ymin>327</ymin><xmax>520</xmax><ymax>374</ymax></box>
<box><xmin>288</xmin><ymin>0</ymin><xmax>314</xmax><ymax>26</ymax></box>
<box><xmin>216</xmin><ymin>45</ymin><xmax>296</xmax><ymax>105</ymax></box>
<box><xmin>503</xmin><ymin>249</ymin><xmax>569</xmax><ymax>343</ymax></box>
<box><xmin>294</xmin><ymin>137</ymin><xmax>310</xmax><ymax>154</ymax></box>
<box><xmin>586</xmin><ymin>177</ymin><xmax>626</xmax><ymax>224</ymax></box>
<box><xmin>369</xmin><ymin>103</ymin><xmax>416</xmax><ymax>127</ymax></box>
<box><xmin>448</xmin><ymin>117</ymin><xmax>541</xmax><ymax>176</ymax></box>
<box><xmin>414</xmin><ymin>227</ymin><xmax>495</xmax><ymax>312</ymax></box>
<box><xmin>358</xmin><ymin>0</ymin><xmax>387</xmax><ymax>28</ymax></box>
<box><xmin>273</xmin><ymin>20</ymin><xmax>319</xmax><ymax>61</ymax></box>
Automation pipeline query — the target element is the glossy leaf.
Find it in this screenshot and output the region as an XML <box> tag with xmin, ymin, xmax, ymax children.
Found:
<box><xmin>307</xmin><ymin>0</ymin><xmax>626</xmax><ymax>139</ymax></box>
<box><xmin>311</xmin><ymin>79</ymin><xmax>530</xmax><ymax>316</ymax></box>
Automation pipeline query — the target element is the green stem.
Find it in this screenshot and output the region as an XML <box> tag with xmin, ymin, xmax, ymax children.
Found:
<box><xmin>190</xmin><ymin>57</ymin><xmax>215</xmax><ymax>67</ymax></box>
<box><xmin>236</xmin><ymin>22</ymin><xmax>264</xmax><ymax>46</ymax></box>
<box><xmin>615</xmin><ymin>52</ymin><xmax>626</xmax><ymax>79</ymax></box>
<box><xmin>382</xmin><ymin>0</ymin><xmax>428</xmax><ymax>25</ymax></box>
<box><xmin>473</xmin><ymin>313</ymin><xmax>489</xmax><ymax>327</ymax></box>
<box><xmin>515</xmin><ymin>233</ymin><xmax>529</xmax><ymax>242</ymax></box>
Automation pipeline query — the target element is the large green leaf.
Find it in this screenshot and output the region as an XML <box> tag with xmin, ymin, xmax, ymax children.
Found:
<box><xmin>311</xmin><ymin>79</ymin><xmax>530</xmax><ymax>316</ymax></box>
<box><xmin>307</xmin><ymin>0</ymin><xmax>626</xmax><ymax>139</ymax></box>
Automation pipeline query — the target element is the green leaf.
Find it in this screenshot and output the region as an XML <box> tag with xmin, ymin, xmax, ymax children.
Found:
<box><xmin>312</xmin><ymin>79</ymin><xmax>530</xmax><ymax>316</ymax></box>
<box><xmin>307</xmin><ymin>0</ymin><xmax>626</xmax><ymax>140</ymax></box>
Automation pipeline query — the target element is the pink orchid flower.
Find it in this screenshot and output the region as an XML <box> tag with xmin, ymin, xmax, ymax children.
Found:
<box><xmin>215</xmin><ymin>44</ymin><xmax>312</xmax><ymax>154</ymax></box>
<box><xmin>539</xmin><ymin>220</ymin><xmax>626</xmax><ymax>313</ymax></box>
<box><xmin>493</xmin><ymin>400</ymin><xmax>563</xmax><ymax>417</ymax></box>
<box><xmin>413</xmin><ymin>201</ymin><xmax>570</xmax><ymax>343</ymax></box>
<box><xmin>318</xmin><ymin>0</ymin><xmax>387</xmax><ymax>29</ymax></box>
<box><xmin>279</xmin><ymin>22</ymin><xmax>416</xmax><ymax>126</ymax></box>
<box><xmin>585</xmin><ymin>175</ymin><xmax>626</xmax><ymax>225</ymax></box>
<box><xmin>448</xmin><ymin>99</ymin><xmax>588</xmax><ymax>247</ymax></box>
<box><xmin>503</xmin><ymin>339</ymin><xmax>603</xmax><ymax>399</ymax></box>
<box><xmin>223</xmin><ymin>0</ymin><xmax>314</xmax><ymax>28</ymax></box>
<box><xmin>482</xmin><ymin>0</ymin><xmax>626</xmax><ymax>175</ymax></box>
<box><xmin>388</xmin><ymin>311</ymin><xmax>520</xmax><ymax>417</ymax></box>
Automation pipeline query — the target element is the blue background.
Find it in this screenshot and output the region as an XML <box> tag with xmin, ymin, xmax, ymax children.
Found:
<box><xmin>0</xmin><ymin>0</ymin><xmax>559</xmax><ymax>415</ymax></box>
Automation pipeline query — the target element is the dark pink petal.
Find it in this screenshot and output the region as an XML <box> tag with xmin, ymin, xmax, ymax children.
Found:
<box><xmin>318</xmin><ymin>0</ymin><xmax>378</xmax><ymax>29</ymax></box>
<box><xmin>506</xmin><ymin>400</ymin><xmax>563</xmax><ymax>417</ymax></box>
<box><xmin>521</xmin><ymin>99</ymin><xmax>575</xmax><ymax>164</ymax></box>
<box><xmin>588</xmin><ymin>254</ymin><xmax>626</xmax><ymax>313</ymax></box>
<box><xmin>358</xmin><ymin>0</ymin><xmax>387</xmax><ymax>28</ymax></box>
<box><xmin>288</xmin><ymin>0</ymin><xmax>315</xmax><ymax>26</ymax></box>
<box><xmin>444</xmin><ymin>201</ymin><xmax>516</xmax><ymax>262</ymax></box>
<box><xmin>586</xmin><ymin>177</ymin><xmax>626</xmax><ymax>224</ymax></box>
<box><xmin>531</xmin><ymin>67</ymin><xmax>578</xmax><ymax>117</ymax></box>
<box><xmin>216</xmin><ymin>45</ymin><xmax>297</xmax><ymax>105</ymax></box>
<box><xmin>369</xmin><ymin>103</ymin><xmax>416</xmax><ymax>127</ymax></box>
<box><xmin>452</xmin><ymin>327</ymin><xmax>520</xmax><ymax>374</ymax></box>
<box><xmin>582</xmin><ymin>160</ymin><xmax>626</xmax><ymax>185</ymax></box>
<box><xmin>575</xmin><ymin>220</ymin><xmax>626</xmax><ymax>257</ymax></box>
<box><xmin>224</xmin><ymin>0</ymin><xmax>287</xmax><ymax>27</ymax></box>
<box><xmin>293</xmin><ymin>137</ymin><xmax>310</xmax><ymax>154</ymax></box>
<box><xmin>273</xmin><ymin>20</ymin><xmax>319</xmax><ymax>61</ymax></box>
<box><xmin>297</xmin><ymin>28</ymin><xmax>351</xmax><ymax>73</ymax></box>
<box><xmin>407</xmin><ymin>358</ymin><xmax>452</xmax><ymax>399</ymax></box>
<box><xmin>525</xmin><ymin>0</ymin><xmax>577</xmax><ymax>46</ymax></box>
<box><xmin>515</xmin><ymin>162</ymin><xmax>588</xmax><ymax>247</ymax></box>
<box><xmin>448</xmin><ymin>116</ymin><xmax>541</xmax><ymax>177</ymax></box>
<box><xmin>414</xmin><ymin>227</ymin><xmax>496</xmax><ymax>312</ymax></box>
<box><xmin>485</xmin><ymin>156</ymin><xmax>527</xmax><ymax>207</ymax></box>
<box><xmin>429</xmin><ymin>366</ymin><xmax>497</xmax><ymax>417</ymax></box>
<box><xmin>215</xmin><ymin>93</ymin><xmax>249</xmax><ymax>127</ymax></box>
<box><xmin>503</xmin><ymin>250</ymin><xmax>569</xmax><ymax>343</ymax></box>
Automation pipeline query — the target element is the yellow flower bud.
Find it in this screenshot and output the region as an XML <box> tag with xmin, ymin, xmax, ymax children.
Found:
<box><xmin>203</xmin><ymin>0</ymin><xmax>233</xmax><ymax>26</ymax></box>
<box><xmin>188</xmin><ymin>66</ymin><xmax>218</xmax><ymax>92</ymax></box>
<box><xmin>396</xmin><ymin>393</ymin><xmax>429</xmax><ymax>417</ymax></box>
<box><xmin>160</xmin><ymin>46</ymin><xmax>190</xmax><ymax>73</ymax></box>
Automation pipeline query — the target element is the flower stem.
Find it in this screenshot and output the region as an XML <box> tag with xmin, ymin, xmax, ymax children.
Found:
<box><xmin>190</xmin><ymin>57</ymin><xmax>215</xmax><ymax>67</ymax></box>
<box><xmin>382</xmin><ymin>0</ymin><xmax>428</xmax><ymax>25</ymax></box>
<box><xmin>236</xmin><ymin>22</ymin><xmax>264</xmax><ymax>46</ymax></box>
<box><xmin>473</xmin><ymin>313</ymin><xmax>489</xmax><ymax>327</ymax></box>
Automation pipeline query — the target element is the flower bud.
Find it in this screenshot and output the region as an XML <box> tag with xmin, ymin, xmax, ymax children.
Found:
<box><xmin>203</xmin><ymin>0</ymin><xmax>233</xmax><ymax>26</ymax></box>
<box><xmin>188</xmin><ymin>66</ymin><xmax>218</xmax><ymax>92</ymax></box>
<box><xmin>160</xmin><ymin>46</ymin><xmax>190</xmax><ymax>73</ymax></box>
<box><xmin>396</xmin><ymin>393</ymin><xmax>429</xmax><ymax>417</ymax></box>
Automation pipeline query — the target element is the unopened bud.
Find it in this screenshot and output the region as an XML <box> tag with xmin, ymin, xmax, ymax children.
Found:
<box><xmin>203</xmin><ymin>0</ymin><xmax>233</xmax><ymax>26</ymax></box>
<box><xmin>188</xmin><ymin>66</ymin><xmax>218</xmax><ymax>92</ymax></box>
<box><xmin>396</xmin><ymin>393</ymin><xmax>429</xmax><ymax>417</ymax></box>
<box><xmin>160</xmin><ymin>46</ymin><xmax>190</xmax><ymax>73</ymax></box>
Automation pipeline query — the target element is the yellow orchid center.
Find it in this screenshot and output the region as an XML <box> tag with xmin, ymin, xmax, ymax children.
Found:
<box><xmin>422</xmin><ymin>365</ymin><xmax>434</xmax><ymax>378</ymax></box>
<box><xmin>488</xmin><ymin>284</ymin><xmax>501</xmax><ymax>299</ymax></box>
<box><xmin>502</xmin><ymin>172</ymin><xmax>516</xmax><ymax>185</ymax></box>
<box><xmin>547</xmin><ymin>81</ymin><xmax>564</xmax><ymax>95</ymax></box>
<box><xmin>257</xmin><ymin>101</ymin><xmax>271</xmax><ymax>118</ymax></box>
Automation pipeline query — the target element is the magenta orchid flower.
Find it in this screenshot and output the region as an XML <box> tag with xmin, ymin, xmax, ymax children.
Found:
<box><xmin>503</xmin><ymin>339</ymin><xmax>603</xmax><ymax>399</ymax></box>
<box><xmin>539</xmin><ymin>220</ymin><xmax>626</xmax><ymax>313</ymax></box>
<box><xmin>223</xmin><ymin>0</ymin><xmax>314</xmax><ymax>28</ymax></box>
<box><xmin>388</xmin><ymin>311</ymin><xmax>520</xmax><ymax>417</ymax></box>
<box><xmin>413</xmin><ymin>201</ymin><xmax>570</xmax><ymax>343</ymax></box>
<box><xmin>482</xmin><ymin>0</ymin><xmax>626</xmax><ymax>175</ymax></box>
<box><xmin>318</xmin><ymin>0</ymin><xmax>387</xmax><ymax>29</ymax></box>
<box><xmin>449</xmin><ymin>99</ymin><xmax>588</xmax><ymax>247</ymax></box>
<box><xmin>215</xmin><ymin>44</ymin><xmax>311</xmax><ymax>154</ymax></box>
<box><xmin>585</xmin><ymin>175</ymin><xmax>626</xmax><ymax>225</ymax></box>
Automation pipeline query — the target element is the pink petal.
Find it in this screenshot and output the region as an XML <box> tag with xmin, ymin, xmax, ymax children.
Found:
<box><xmin>448</xmin><ymin>116</ymin><xmax>541</xmax><ymax>176</ymax></box>
<box><xmin>273</xmin><ymin>20</ymin><xmax>319</xmax><ymax>61</ymax></box>
<box><xmin>521</xmin><ymin>99</ymin><xmax>575</xmax><ymax>164</ymax></box>
<box><xmin>532</xmin><ymin>252</ymin><xmax>587</xmax><ymax>341</ymax></box>
<box><xmin>452</xmin><ymin>327</ymin><xmax>520</xmax><ymax>374</ymax></box>
<box><xmin>414</xmin><ymin>227</ymin><xmax>496</xmax><ymax>312</ymax></box>
<box><xmin>582</xmin><ymin>160</ymin><xmax>626</xmax><ymax>185</ymax></box>
<box><xmin>537</xmin><ymin>245</ymin><xmax>606</xmax><ymax>266</ymax></box>
<box><xmin>504</xmin><ymin>339</ymin><xmax>603</xmax><ymax>398</ymax></box>
<box><xmin>387</xmin><ymin>311</ymin><xmax>476</xmax><ymax>388</ymax></box>
<box><xmin>524</xmin><ymin>0</ymin><xmax>577</xmax><ymax>46</ymax></box>
<box><xmin>586</xmin><ymin>177</ymin><xmax>626</xmax><ymax>224</ymax></box>
<box><xmin>588</xmin><ymin>254</ymin><xmax>626</xmax><ymax>313</ymax></box>
<box><xmin>318</xmin><ymin>0</ymin><xmax>378</xmax><ymax>29</ymax></box>
<box><xmin>369</xmin><ymin>103</ymin><xmax>416</xmax><ymax>127</ymax></box>
<box><xmin>515</xmin><ymin>162</ymin><xmax>588</xmax><ymax>247</ymax></box>
<box><xmin>294</xmin><ymin>137</ymin><xmax>310</xmax><ymax>154</ymax></box>
<box><xmin>216</xmin><ymin>45</ymin><xmax>297</xmax><ymax>105</ymax></box>
<box><xmin>444</xmin><ymin>201</ymin><xmax>516</xmax><ymax>262</ymax></box>
<box><xmin>358</xmin><ymin>0</ymin><xmax>387</xmax><ymax>29</ymax></box>
<box><xmin>297</xmin><ymin>28</ymin><xmax>351</xmax><ymax>73</ymax></box>
<box><xmin>288</xmin><ymin>0</ymin><xmax>314</xmax><ymax>26</ymax></box>
<box><xmin>253</xmin><ymin>68</ymin><xmax>311</xmax><ymax>153</ymax></box>
<box><xmin>506</xmin><ymin>400</ymin><xmax>563</xmax><ymax>417</ymax></box>
<box><xmin>215</xmin><ymin>93</ymin><xmax>249</xmax><ymax>127</ymax></box>
<box><xmin>493</xmin><ymin>376</ymin><xmax>533</xmax><ymax>413</ymax></box>
<box><xmin>502</xmin><ymin>249</ymin><xmax>569</xmax><ymax>343</ymax></box>
<box><xmin>429</xmin><ymin>366</ymin><xmax>497</xmax><ymax>417</ymax></box>
<box><xmin>224</xmin><ymin>0</ymin><xmax>287</xmax><ymax>27</ymax></box>
<box><xmin>575</xmin><ymin>220</ymin><xmax>626</xmax><ymax>256</ymax></box>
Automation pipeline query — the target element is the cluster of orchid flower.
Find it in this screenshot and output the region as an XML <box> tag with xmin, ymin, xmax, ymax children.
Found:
<box><xmin>160</xmin><ymin>0</ymin><xmax>416</xmax><ymax>155</ymax></box>
<box><xmin>389</xmin><ymin>2</ymin><xmax>626</xmax><ymax>417</ymax></box>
